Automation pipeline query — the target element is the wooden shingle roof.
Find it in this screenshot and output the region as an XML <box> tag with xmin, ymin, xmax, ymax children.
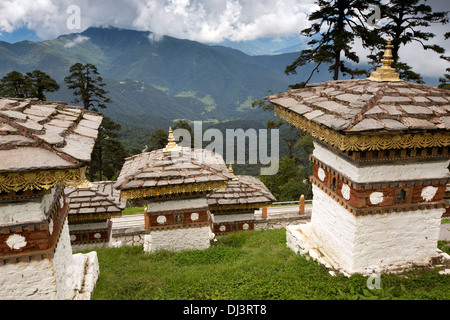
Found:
<box><xmin>0</xmin><ymin>98</ymin><xmax>102</xmax><ymax>173</ymax></box>
<box><xmin>115</xmin><ymin>146</ymin><xmax>232</xmax><ymax>200</ymax></box>
<box><xmin>65</xmin><ymin>181</ymin><xmax>123</xmax><ymax>222</ymax></box>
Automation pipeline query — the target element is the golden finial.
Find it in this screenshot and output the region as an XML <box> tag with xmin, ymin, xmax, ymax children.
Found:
<box><xmin>228</xmin><ymin>163</ymin><xmax>238</xmax><ymax>181</ymax></box>
<box><xmin>368</xmin><ymin>39</ymin><xmax>401</xmax><ymax>82</ymax></box>
<box><xmin>77</xmin><ymin>179</ymin><xmax>93</xmax><ymax>189</ymax></box>
<box><xmin>163</xmin><ymin>127</ymin><xmax>180</xmax><ymax>152</ymax></box>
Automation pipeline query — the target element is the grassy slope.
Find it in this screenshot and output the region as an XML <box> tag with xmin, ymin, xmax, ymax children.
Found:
<box><xmin>89</xmin><ymin>229</ymin><xmax>449</xmax><ymax>300</ymax></box>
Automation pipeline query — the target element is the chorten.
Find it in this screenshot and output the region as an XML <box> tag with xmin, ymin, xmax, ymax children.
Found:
<box><xmin>65</xmin><ymin>180</ymin><xmax>124</xmax><ymax>250</ymax></box>
<box><xmin>207</xmin><ymin>164</ymin><xmax>276</xmax><ymax>235</ymax></box>
<box><xmin>268</xmin><ymin>40</ymin><xmax>450</xmax><ymax>275</ymax></box>
<box><xmin>115</xmin><ymin>128</ymin><xmax>232</xmax><ymax>252</ymax></box>
<box><xmin>0</xmin><ymin>98</ymin><xmax>102</xmax><ymax>299</ymax></box>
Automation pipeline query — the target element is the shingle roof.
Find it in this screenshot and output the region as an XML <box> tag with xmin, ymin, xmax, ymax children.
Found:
<box><xmin>65</xmin><ymin>182</ymin><xmax>123</xmax><ymax>219</ymax></box>
<box><xmin>207</xmin><ymin>175</ymin><xmax>276</xmax><ymax>208</ymax></box>
<box><xmin>268</xmin><ymin>79</ymin><xmax>450</xmax><ymax>134</ymax></box>
<box><xmin>0</xmin><ymin>98</ymin><xmax>102</xmax><ymax>173</ymax></box>
<box><xmin>115</xmin><ymin>147</ymin><xmax>232</xmax><ymax>193</ymax></box>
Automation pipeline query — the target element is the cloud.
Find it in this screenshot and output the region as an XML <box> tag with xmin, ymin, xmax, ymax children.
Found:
<box><xmin>132</xmin><ymin>0</ymin><xmax>316</xmax><ymax>43</ymax></box>
<box><xmin>0</xmin><ymin>0</ymin><xmax>447</xmax><ymax>78</ymax></box>
<box><xmin>0</xmin><ymin>0</ymin><xmax>316</xmax><ymax>42</ymax></box>
<box><xmin>64</xmin><ymin>35</ymin><xmax>89</xmax><ymax>48</ymax></box>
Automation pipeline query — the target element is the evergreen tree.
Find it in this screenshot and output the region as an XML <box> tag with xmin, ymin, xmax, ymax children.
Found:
<box><xmin>373</xmin><ymin>0</ymin><xmax>448</xmax><ymax>83</ymax></box>
<box><xmin>25</xmin><ymin>70</ymin><xmax>60</xmax><ymax>101</ymax></box>
<box><xmin>0</xmin><ymin>71</ymin><xmax>29</xmax><ymax>98</ymax></box>
<box><xmin>147</xmin><ymin>128</ymin><xmax>169</xmax><ymax>152</ymax></box>
<box><xmin>90</xmin><ymin>116</ymin><xmax>129</xmax><ymax>181</ymax></box>
<box><xmin>439</xmin><ymin>32</ymin><xmax>450</xmax><ymax>90</ymax></box>
<box><xmin>64</xmin><ymin>63</ymin><xmax>127</xmax><ymax>181</ymax></box>
<box><xmin>64</xmin><ymin>63</ymin><xmax>111</xmax><ymax>110</ymax></box>
<box><xmin>0</xmin><ymin>70</ymin><xmax>59</xmax><ymax>100</ymax></box>
<box><xmin>285</xmin><ymin>0</ymin><xmax>380</xmax><ymax>88</ymax></box>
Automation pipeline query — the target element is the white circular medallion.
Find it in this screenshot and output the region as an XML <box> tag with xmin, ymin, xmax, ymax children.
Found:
<box><xmin>318</xmin><ymin>168</ymin><xmax>326</xmax><ymax>181</ymax></box>
<box><xmin>157</xmin><ymin>215</ymin><xmax>167</xmax><ymax>224</ymax></box>
<box><xmin>6</xmin><ymin>234</ymin><xmax>27</xmax><ymax>250</ymax></box>
<box><xmin>369</xmin><ymin>192</ymin><xmax>384</xmax><ymax>205</ymax></box>
<box><xmin>421</xmin><ymin>186</ymin><xmax>437</xmax><ymax>202</ymax></box>
<box><xmin>94</xmin><ymin>233</ymin><xmax>101</xmax><ymax>239</ymax></box>
<box><xmin>190</xmin><ymin>212</ymin><xmax>199</xmax><ymax>221</ymax></box>
<box><xmin>341</xmin><ymin>184</ymin><xmax>351</xmax><ymax>200</ymax></box>
<box><xmin>70</xmin><ymin>235</ymin><xmax>76</xmax><ymax>241</ymax></box>
<box><xmin>219</xmin><ymin>225</ymin><xmax>226</xmax><ymax>232</ymax></box>
<box><xmin>243</xmin><ymin>223</ymin><xmax>249</xmax><ymax>230</ymax></box>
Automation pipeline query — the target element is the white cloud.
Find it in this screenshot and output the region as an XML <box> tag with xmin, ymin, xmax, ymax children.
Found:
<box><xmin>0</xmin><ymin>0</ymin><xmax>317</xmax><ymax>42</ymax></box>
<box><xmin>132</xmin><ymin>0</ymin><xmax>315</xmax><ymax>42</ymax></box>
<box><xmin>0</xmin><ymin>0</ymin><xmax>447</xmax><ymax>78</ymax></box>
<box><xmin>64</xmin><ymin>35</ymin><xmax>89</xmax><ymax>48</ymax></box>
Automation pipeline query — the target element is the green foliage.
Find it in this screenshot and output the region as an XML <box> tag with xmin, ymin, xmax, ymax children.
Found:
<box><xmin>0</xmin><ymin>70</ymin><xmax>59</xmax><ymax>100</ymax></box>
<box><xmin>89</xmin><ymin>116</ymin><xmax>129</xmax><ymax>181</ymax></box>
<box><xmin>367</xmin><ymin>0</ymin><xmax>448</xmax><ymax>83</ymax></box>
<box><xmin>64</xmin><ymin>62</ymin><xmax>111</xmax><ymax>110</ymax></box>
<box><xmin>122</xmin><ymin>206</ymin><xmax>145</xmax><ymax>216</ymax></box>
<box><xmin>88</xmin><ymin>229</ymin><xmax>450</xmax><ymax>300</ymax></box>
<box><xmin>285</xmin><ymin>0</ymin><xmax>378</xmax><ymax>84</ymax></box>
<box><xmin>259</xmin><ymin>156</ymin><xmax>312</xmax><ymax>201</ymax></box>
<box><xmin>438</xmin><ymin>241</ymin><xmax>450</xmax><ymax>255</ymax></box>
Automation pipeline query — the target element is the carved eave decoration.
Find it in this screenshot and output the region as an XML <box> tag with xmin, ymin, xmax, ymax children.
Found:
<box><xmin>0</xmin><ymin>167</ymin><xmax>87</xmax><ymax>193</ymax></box>
<box><xmin>120</xmin><ymin>180</ymin><xmax>229</xmax><ymax>201</ymax></box>
<box><xmin>68</xmin><ymin>212</ymin><xmax>122</xmax><ymax>223</ymax></box>
<box><xmin>273</xmin><ymin>105</ymin><xmax>450</xmax><ymax>151</ymax></box>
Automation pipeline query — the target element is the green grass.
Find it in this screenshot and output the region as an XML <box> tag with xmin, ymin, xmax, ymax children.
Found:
<box><xmin>89</xmin><ymin>229</ymin><xmax>449</xmax><ymax>300</ymax></box>
<box><xmin>122</xmin><ymin>206</ymin><xmax>145</xmax><ymax>216</ymax></box>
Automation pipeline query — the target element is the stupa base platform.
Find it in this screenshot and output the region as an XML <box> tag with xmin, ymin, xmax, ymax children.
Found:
<box><xmin>286</xmin><ymin>223</ymin><xmax>450</xmax><ymax>276</ymax></box>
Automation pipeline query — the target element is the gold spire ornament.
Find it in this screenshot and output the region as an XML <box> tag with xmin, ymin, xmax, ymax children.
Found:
<box><xmin>163</xmin><ymin>127</ymin><xmax>181</xmax><ymax>152</ymax></box>
<box><xmin>368</xmin><ymin>39</ymin><xmax>401</xmax><ymax>82</ymax></box>
<box><xmin>228</xmin><ymin>164</ymin><xmax>238</xmax><ymax>180</ymax></box>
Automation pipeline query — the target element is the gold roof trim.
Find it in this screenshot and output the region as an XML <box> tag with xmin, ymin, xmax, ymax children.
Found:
<box><xmin>120</xmin><ymin>180</ymin><xmax>228</xmax><ymax>200</ymax></box>
<box><xmin>274</xmin><ymin>105</ymin><xmax>450</xmax><ymax>151</ymax></box>
<box><xmin>0</xmin><ymin>167</ymin><xmax>87</xmax><ymax>193</ymax></box>
<box><xmin>368</xmin><ymin>39</ymin><xmax>401</xmax><ymax>82</ymax></box>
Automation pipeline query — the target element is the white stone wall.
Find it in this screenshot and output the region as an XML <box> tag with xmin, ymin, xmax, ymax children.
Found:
<box><xmin>0</xmin><ymin>218</ymin><xmax>99</xmax><ymax>300</ymax></box>
<box><xmin>0</xmin><ymin>254</ymin><xmax>57</xmax><ymax>299</ymax></box>
<box><xmin>353</xmin><ymin>206</ymin><xmax>443</xmax><ymax>273</ymax></box>
<box><xmin>112</xmin><ymin>233</ymin><xmax>145</xmax><ymax>247</ymax></box>
<box><xmin>313</xmin><ymin>142</ymin><xmax>450</xmax><ymax>183</ymax></box>
<box><xmin>299</xmin><ymin>185</ymin><xmax>445</xmax><ymax>274</ymax></box>
<box><xmin>0</xmin><ymin>188</ymin><xmax>56</xmax><ymax>227</ymax></box>
<box><xmin>53</xmin><ymin>218</ymin><xmax>76</xmax><ymax>300</ymax></box>
<box><xmin>143</xmin><ymin>226</ymin><xmax>212</xmax><ymax>253</ymax></box>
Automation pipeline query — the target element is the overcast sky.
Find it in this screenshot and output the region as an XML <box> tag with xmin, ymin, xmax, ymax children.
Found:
<box><xmin>0</xmin><ymin>0</ymin><xmax>448</xmax><ymax>77</ymax></box>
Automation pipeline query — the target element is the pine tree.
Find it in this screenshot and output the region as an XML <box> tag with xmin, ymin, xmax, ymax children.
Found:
<box><xmin>285</xmin><ymin>0</ymin><xmax>380</xmax><ymax>88</ymax></box>
<box><xmin>90</xmin><ymin>116</ymin><xmax>129</xmax><ymax>181</ymax></box>
<box><xmin>64</xmin><ymin>63</ymin><xmax>128</xmax><ymax>181</ymax></box>
<box><xmin>25</xmin><ymin>70</ymin><xmax>60</xmax><ymax>101</ymax></box>
<box><xmin>64</xmin><ymin>63</ymin><xmax>111</xmax><ymax>110</ymax></box>
<box><xmin>373</xmin><ymin>0</ymin><xmax>448</xmax><ymax>83</ymax></box>
<box><xmin>0</xmin><ymin>71</ymin><xmax>29</xmax><ymax>98</ymax></box>
<box><xmin>0</xmin><ymin>70</ymin><xmax>59</xmax><ymax>100</ymax></box>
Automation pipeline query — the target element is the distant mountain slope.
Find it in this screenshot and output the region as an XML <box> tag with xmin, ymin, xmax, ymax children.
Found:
<box><xmin>0</xmin><ymin>26</ymin><xmax>439</xmax><ymax>128</ymax></box>
<box><xmin>0</xmin><ymin>27</ymin><xmax>300</xmax><ymax>124</ymax></box>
